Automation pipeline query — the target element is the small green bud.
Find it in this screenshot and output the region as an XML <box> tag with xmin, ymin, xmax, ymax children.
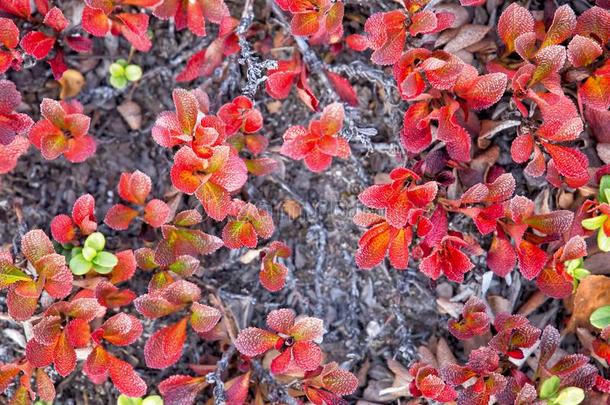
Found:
<box><xmin>142</xmin><ymin>396</ymin><xmax>163</xmax><ymax>405</ymax></box>
<box><xmin>85</xmin><ymin>232</ymin><xmax>106</xmax><ymax>251</ymax></box>
<box><xmin>110</xmin><ymin>75</ymin><xmax>128</xmax><ymax>89</ymax></box>
<box><xmin>551</xmin><ymin>387</ymin><xmax>585</xmax><ymax>405</ymax></box>
<box><xmin>70</xmin><ymin>254</ymin><xmax>93</xmax><ymax>275</ymax></box>
<box><xmin>82</xmin><ymin>246</ymin><xmax>97</xmax><ymax>261</ymax></box>
<box><xmin>540</xmin><ymin>375</ymin><xmax>560</xmax><ymax>399</ymax></box>
<box><xmin>590</xmin><ymin>305</ymin><xmax>610</xmax><ymax>329</ymax></box>
<box><xmin>92</xmin><ymin>251</ymin><xmax>118</xmax><ymax>269</ymax></box>
<box><xmin>109</xmin><ymin>63</ymin><xmax>125</xmax><ymax>77</ymax></box>
<box><xmin>117</xmin><ymin>394</ymin><xmax>143</xmax><ymax>405</ymax></box>
<box><xmin>125</xmin><ymin>65</ymin><xmax>143</xmax><ymax>82</ymax></box>
<box><xmin>116</xmin><ymin>58</ymin><xmax>128</xmax><ymax>67</ymax></box>
<box><xmin>598</xmin><ymin>228</ymin><xmax>610</xmax><ymax>252</ymax></box>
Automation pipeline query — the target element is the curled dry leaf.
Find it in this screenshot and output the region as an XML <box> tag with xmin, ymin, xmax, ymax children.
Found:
<box><xmin>117</xmin><ymin>101</ymin><xmax>142</xmax><ymax>131</ymax></box>
<box><xmin>57</xmin><ymin>69</ymin><xmax>85</xmax><ymax>99</ymax></box>
<box><xmin>566</xmin><ymin>275</ymin><xmax>610</xmax><ymax>332</ymax></box>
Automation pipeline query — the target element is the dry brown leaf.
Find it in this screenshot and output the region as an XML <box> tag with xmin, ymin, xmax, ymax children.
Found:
<box><xmin>516</xmin><ymin>291</ymin><xmax>549</xmax><ymax>316</ymax></box>
<box><xmin>557</xmin><ymin>189</ymin><xmax>574</xmax><ymax>209</ymax></box>
<box><xmin>597</xmin><ymin>143</ymin><xmax>610</xmax><ymax>164</ymax></box>
<box><xmin>117</xmin><ymin>100</ymin><xmax>142</xmax><ymax>130</ymax></box>
<box><xmin>435</xmin><ymin>3</ymin><xmax>470</xmax><ymax>28</ymax></box>
<box><xmin>436</xmin><ymin>337</ymin><xmax>457</xmax><ymax>367</ymax></box>
<box><xmin>436</xmin><ymin>297</ymin><xmax>463</xmax><ymax>318</ymax></box>
<box><xmin>266</xmin><ymin>100</ymin><xmax>282</xmax><ymax>114</ymax></box>
<box><xmin>239</xmin><ymin>249</ymin><xmax>261</xmax><ymax>264</ymax></box>
<box><xmin>417</xmin><ymin>345</ymin><xmax>437</xmax><ymax>368</ymax></box>
<box><xmin>478</xmin><ymin>119</ymin><xmax>520</xmax><ymax>149</ymax></box>
<box><xmin>566</xmin><ymin>275</ymin><xmax>610</xmax><ymax>332</ymax></box>
<box><xmin>58</xmin><ymin>69</ymin><xmax>85</xmax><ymax>99</ymax></box>
<box><xmin>282</xmin><ymin>198</ymin><xmax>302</xmax><ymax>220</ymax></box>
<box><xmin>488</xmin><ymin>295</ymin><xmax>512</xmax><ymax>315</ymax></box>
<box><xmin>444</xmin><ymin>24</ymin><xmax>490</xmax><ymax>53</ymax></box>
<box><xmin>380</xmin><ymin>359</ymin><xmax>411</xmax><ymax>400</ymax></box>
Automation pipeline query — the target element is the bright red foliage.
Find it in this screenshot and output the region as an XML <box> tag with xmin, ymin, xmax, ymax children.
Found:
<box><xmin>280</xmin><ymin>102</ymin><xmax>350</xmax><ymax>172</ymax></box>
<box><xmin>50</xmin><ymin>194</ymin><xmax>97</xmax><ymax>244</ymax></box>
<box><xmin>104</xmin><ymin>170</ymin><xmax>171</xmax><ymax>230</ymax></box>
<box><xmin>276</xmin><ymin>0</ymin><xmax>344</xmax><ymax>45</ymax></box>
<box><xmin>153</xmin><ymin>0</ymin><xmax>229</xmax><ymax>37</ymax></box>
<box><xmin>355</xmin><ymin>168</ymin><xmax>437</xmax><ymax>270</ymax></box>
<box><xmin>82</xmin><ymin>0</ymin><xmax>155</xmax><ymax>51</ymax></box>
<box><xmin>448</xmin><ymin>297</ymin><xmax>490</xmax><ymax>340</ymax></box>
<box><xmin>221</xmin><ymin>199</ymin><xmax>274</xmax><ymax>249</ymax></box>
<box><xmin>266</xmin><ymin>53</ymin><xmax>319</xmax><ymax>111</ymax></box>
<box><xmin>235</xmin><ymin>308</ymin><xmax>324</xmax><ymax>374</ymax></box>
<box><xmin>29</xmin><ymin>98</ymin><xmax>96</xmax><ymax>163</ymax></box>
<box><xmin>259</xmin><ymin>241</ymin><xmax>292</xmax><ymax>292</ymax></box>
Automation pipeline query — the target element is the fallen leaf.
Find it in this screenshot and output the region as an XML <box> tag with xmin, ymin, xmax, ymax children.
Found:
<box><xmin>117</xmin><ymin>100</ymin><xmax>142</xmax><ymax>130</ymax></box>
<box><xmin>566</xmin><ymin>275</ymin><xmax>610</xmax><ymax>332</ymax></box>
<box><xmin>239</xmin><ymin>249</ymin><xmax>261</xmax><ymax>264</ymax></box>
<box><xmin>516</xmin><ymin>291</ymin><xmax>548</xmax><ymax>316</ymax></box>
<box><xmin>58</xmin><ymin>69</ymin><xmax>85</xmax><ymax>99</ymax></box>
<box><xmin>282</xmin><ymin>198</ymin><xmax>302</xmax><ymax>220</ymax></box>
<box><xmin>597</xmin><ymin>143</ymin><xmax>610</xmax><ymax>164</ymax></box>
<box><xmin>444</xmin><ymin>24</ymin><xmax>490</xmax><ymax>53</ymax></box>
<box><xmin>436</xmin><ymin>337</ymin><xmax>457</xmax><ymax>367</ymax></box>
<box><xmin>478</xmin><ymin>119</ymin><xmax>521</xmax><ymax>149</ymax></box>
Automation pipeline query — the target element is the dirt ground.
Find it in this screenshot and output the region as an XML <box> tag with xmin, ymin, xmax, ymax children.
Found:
<box><xmin>1</xmin><ymin>0</ymin><xmax>605</xmax><ymax>403</ymax></box>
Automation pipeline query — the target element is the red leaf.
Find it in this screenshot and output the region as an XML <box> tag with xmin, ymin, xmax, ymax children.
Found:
<box><xmin>542</xmin><ymin>143</ymin><xmax>589</xmax><ymax>187</ymax></box>
<box><xmin>144</xmin><ymin>199</ymin><xmax>171</xmax><ymax>227</ymax></box>
<box><xmin>116</xmin><ymin>13</ymin><xmax>152</xmax><ymax>52</ymax></box>
<box><xmin>144</xmin><ymin>318</ymin><xmax>188</xmax><ymax>368</ymax></box>
<box><xmin>50</xmin><ymin>214</ymin><xmax>76</xmax><ymax>244</ymax></box>
<box><xmin>104</xmin><ymin>204</ymin><xmax>139</xmax><ymax>231</ymax></box>
<box><xmin>517</xmin><ymin>240</ymin><xmax>547</xmax><ymax>280</ymax></box>
<box><xmin>159</xmin><ymin>375</ymin><xmax>207</xmax><ymax>405</ymax></box>
<box><xmin>498</xmin><ymin>3</ymin><xmax>535</xmax><ymax>53</ymax></box>
<box><xmin>20</xmin><ymin>31</ymin><xmax>55</xmax><ymax>59</ymax></box>
<box><xmin>325</xmin><ymin>71</ymin><xmax>358</xmax><ymax>106</ymax></box>
<box><xmin>108</xmin><ymin>354</ymin><xmax>147</xmax><ymax>397</ymax></box>
<box><xmin>190</xmin><ymin>302</ymin><xmax>221</xmax><ymax>333</ymax></box>
<box><xmin>82</xmin><ymin>6</ymin><xmax>110</xmax><ymax>37</ymax></box>
<box><xmin>43</xmin><ymin>7</ymin><xmax>69</xmax><ymax>32</ymax></box>
<box><xmin>98</xmin><ymin>313</ymin><xmax>143</xmax><ymax>346</ymax></box>
<box><xmin>487</xmin><ymin>231</ymin><xmax>516</xmax><ymax>277</ymax></box>
<box><xmin>0</xmin><ymin>18</ymin><xmax>19</xmax><ymax>50</ymax></box>
<box><xmin>234</xmin><ymin>327</ymin><xmax>279</xmax><ymax>357</ymax></box>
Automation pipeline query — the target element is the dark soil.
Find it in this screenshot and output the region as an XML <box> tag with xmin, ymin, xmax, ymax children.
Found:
<box><xmin>1</xmin><ymin>0</ymin><xmax>600</xmax><ymax>404</ymax></box>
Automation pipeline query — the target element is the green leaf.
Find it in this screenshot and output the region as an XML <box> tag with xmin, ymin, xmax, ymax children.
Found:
<box><xmin>552</xmin><ymin>387</ymin><xmax>585</xmax><ymax>405</ymax></box>
<box><xmin>110</xmin><ymin>75</ymin><xmax>128</xmax><ymax>89</ymax></box>
<box><xmin>142</xmin><ymin>396</ymin><xmax>163</xmax><ymax>405</ymax></box>
<box><xmin>92</xmin><ymin>251</ymin><xmax>118</xmax><ymax>268</ymax></box>
<box><xmin>590</xmin><ymin>305</ymin><xmax>610</xmax><ymax>329</ymax></box>
<box><xmin>116</xmin><ymin>58</ymin><xmax>128</xmax><ymax>67</ymax></box>
<box><xmin>0</xmin><ymin>263</ymin><xmax>30</xmax><ymax>289</ymax></box>
<box><xmin>85</xmin><ymin>232</ymin><xmax>106</xmax><ymax>251</ymax></box>
<box><xmin>70</xmin><ymin>254</ymin><xmax>93</xmax><ymax>275</ymax></box>
<box><xmin>109</xmin><ymin>63</ymin><xmax>125</xmax><ymax>77</ymax></box>
<box><xmin>540</xmin><ymin>375</ymin><xmax>560</xmax><ymax>399</ymax></box>
<box><xmin>117</xmin><ymin>394</ymin><xmax>143</xmax><ymax>405</ymax></box>
<box><xmin>82</xmin><ymin>246</ymin><xmax>97</xmax><ymax>261</ymax></box>
<box><xmin>571</xmin><ymin>268</ymin><xmax>590</xmax><ymax>281</ymax></box>
<box><xmin>599</xmin><ymin>175</ymin><xmax>610</xmax><ymax>203</ymax></box>
<box><xmin>71</xmin><ymin>247</ymin><xmax>82</xmax><ymax>257</ymax></box>
<box><xmin>92</xmin><ymin>264</ymin><xmax>114</xmax><ymax>274</ymax></box>
<box><xmin>565</xmin><ymin>258</ymin><xmax>583</xmax><ymax>272</ymax></box>
<box><xmin>582</xmin><ymin>215</ymin><xmax>606</xmax><ymax>230</ymax></box>
<box><xmin>125</xmin><ymin>65</ymin><xmax>142</xmax><ymax>82</ymax></box>
<box><xmin>598</xmin><ymin>228</ymin><xmax>610</xmax><ymax>252</ymax></box>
